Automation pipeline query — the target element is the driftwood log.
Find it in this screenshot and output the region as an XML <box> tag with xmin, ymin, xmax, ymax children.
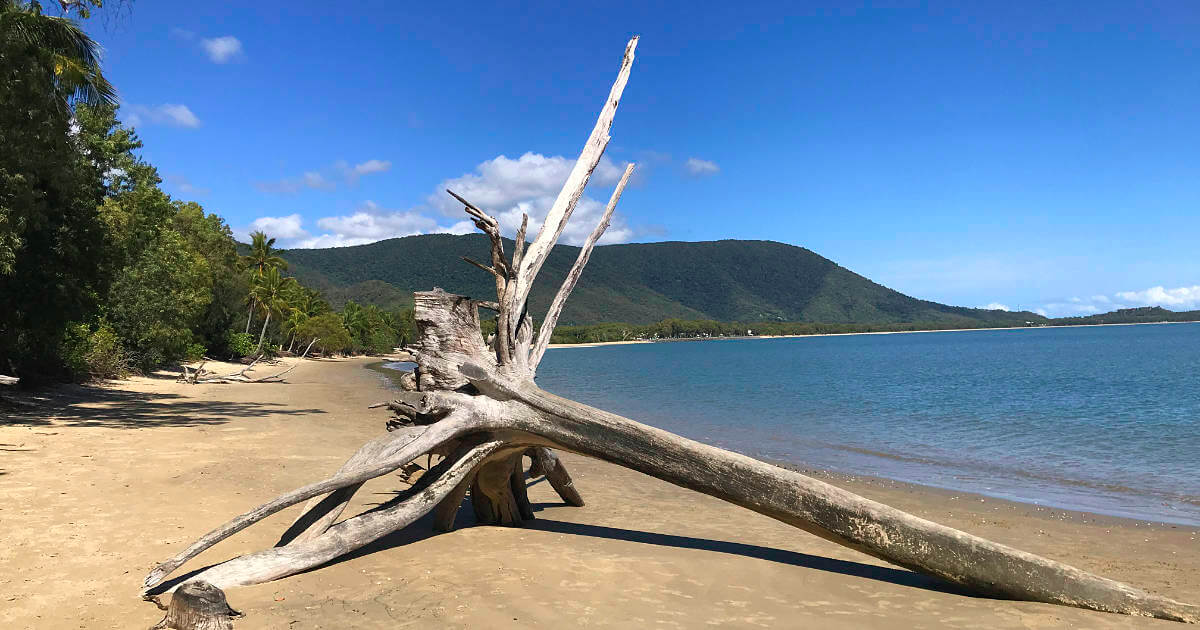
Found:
<box><xmin>179</xmin><ymin>339</ymin><xmax>318</xmax><ymax>384</ymax></box>
<box><xmin>143</xmin><ymin>37</ymin><xmax>1199</xmax><ymax>624</ymax></box>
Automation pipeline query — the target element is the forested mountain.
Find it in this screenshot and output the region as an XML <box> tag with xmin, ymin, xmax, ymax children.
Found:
<box><xmin>280</xmin><ymin>234</ymin><xmax>1046</xmax><ymax>326</ymax></box>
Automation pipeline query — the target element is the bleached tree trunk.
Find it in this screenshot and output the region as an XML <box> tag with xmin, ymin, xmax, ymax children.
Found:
<box><xmin>143</xmin><ymin>36</ymin><xmax>1199</xmax><ymax>625</ymax></box>
<box><xmin>244</xmin><ymin>299</ymin><xmax>255</xmax><ymax>335</ymax></box>
<box><xmin>254</xmin><ymin>311</ymin><xmax>270</xmax><ymax>356</ymax></box>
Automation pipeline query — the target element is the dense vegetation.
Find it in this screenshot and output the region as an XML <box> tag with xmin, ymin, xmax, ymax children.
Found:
<box><xmin>547</xmin><ymin>308</ymin><xmax>1200</xmax><ymax>344</ymax></box>
<box><xmin>0</xmin><ymin>2</ymin><xmax>408</xmax><ymax>385</ymax></box>
<box><xmin>1047</xmin><ymin>306</ymin><xmax>1200</xmax><ymax>327</ymax></box>
<box><xmin>281</xmin><ymin>234</ymin><xmax>1049</xmax><ymax>327</ymax></box>
<box><xmin>549</xmin><ymin>319</ymin><xmax>1019</xmax><ymax>344</ymax></box>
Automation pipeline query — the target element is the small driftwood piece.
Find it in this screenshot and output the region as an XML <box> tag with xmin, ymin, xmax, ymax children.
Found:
<box><xmin>181</xmin><ymin>339</ymin><xmax>317</xmax><ymax>384</ymax></box>
<box><xmin>144</xmin><ymin>36</ymin><xmax>1200</xmax><ymax>624</ymax></box>
<box><xmin>149</xmin><ymin>580</ymin><xmax>240</xmax><ymax>630</ymax></box>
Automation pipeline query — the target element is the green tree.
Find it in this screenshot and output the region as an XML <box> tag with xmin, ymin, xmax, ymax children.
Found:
<box><xmin>0</xmin><ymin>0</ymin><xmax>116</xmax><ymax>108</ymax></box>
<box><xmin>108</xmin><ymin>229</ymin><xmax>212</xmax><ymax>370</ymax></box>
<box><xmin>249</xmin><ymin>266</ymin><xmax>296</xmax><ymax>354</ymax></box>
<box><xmin>295</xmin><ymin>313</ymin><xmax>352</xmax><ymax>356</ymax></box>
<box><xmin>0</xmin><ymin>28</ymin><xmax>108</xmax><ymax>381</ymax></box>
<box><xmin>172</xmin><ymin>201</ymin><xmax>247</xmax><ymax>354</ymax></box>
<box><xmin>240</xmin><ymin>230</ymin><xmax>287</xmax><ymax>332</ymax></box>
<box><xmin>340</xmin><ymin>300</ymin><xmax>369</xmax><ymax>347</ymax></box>
<box><xmin>281</xmin><ymin>308</ymin><xmax>308</xmax><ymax>353</ymax></box>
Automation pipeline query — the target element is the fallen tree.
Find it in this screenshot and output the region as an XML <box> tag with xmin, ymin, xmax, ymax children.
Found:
<box><xmin>143</xmin><ymin>37</ymin><xmax>1199</xmax><ymax>625</ymax></box>
<box><xmin>179</xmin><ymin>339</ymin><xmax>317</xmax><ymax>384</ymax></box>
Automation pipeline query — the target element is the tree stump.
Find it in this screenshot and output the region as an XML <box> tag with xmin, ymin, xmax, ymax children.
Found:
<box><xmin>150</xmin><ymin>581</ymin><xmax>240</xmax><ymax>630</ymax></box>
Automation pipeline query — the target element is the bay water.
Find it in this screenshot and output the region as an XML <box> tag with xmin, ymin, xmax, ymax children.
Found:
<box><xmin>384</xmin><ymin>323</ymin><xmax>1200</xmax><ymax>525</ymax></box>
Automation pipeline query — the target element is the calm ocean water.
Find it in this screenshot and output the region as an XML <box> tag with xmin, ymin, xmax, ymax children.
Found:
<box><xmin>383</xmin><ymin>323</ymin><xmax>1200</xmax><ymax>525</ymax></box>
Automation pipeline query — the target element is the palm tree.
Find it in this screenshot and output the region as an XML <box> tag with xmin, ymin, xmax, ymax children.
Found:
<box><xmin>1</xmin><ymin>0</ymin><xmax>117</xmax><ymax>107</ymax></box>
<box><xmin>240</xmin><ymin>230</ymin><xmax>288</xmax><ymax>332</ymax></box>
<box><xmin>341</xmin><ymin>300</ymin><xmax>369</xmax><ymax>346</ymax></box>
<box><xmin>281</xmin><ymin>308</ymin><xmax>308</xmax><ymax>353</ymax></box>
<box><xmin>249</xmin><ymin>267</ymin><xmax>296</xmax><ymax>355</ymax></box>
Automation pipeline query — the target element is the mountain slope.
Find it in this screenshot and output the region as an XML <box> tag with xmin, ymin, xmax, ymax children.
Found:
<box><xmin>280</xmin><ymin>234</ymin><xmax>1045</xmax><ymax>326</ymax></box>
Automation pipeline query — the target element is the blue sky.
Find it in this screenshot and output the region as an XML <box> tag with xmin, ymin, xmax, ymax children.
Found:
<box><xmin>87</xmin><ymin>1</ymin><xmax>1199</xmax><ymax>316</ymax></box>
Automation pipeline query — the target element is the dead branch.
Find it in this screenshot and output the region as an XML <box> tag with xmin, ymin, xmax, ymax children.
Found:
<box><xmin>529</xmin><ymin>162</ymin><xmax>635</xmax><ymax>369</ymax></box>
<box><xmin>245</xmin><ymin>339</ymin><xmax>317</xmax><ymax>383</ymax></box>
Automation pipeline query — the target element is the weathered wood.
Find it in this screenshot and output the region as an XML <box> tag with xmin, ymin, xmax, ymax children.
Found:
<box><xmin>144</xmin><ymin>419</ymin><xmax>468</xmax><ymax>590</ymax></box>
<box><xmin>531</xmin><ymin>447</ymin><xmax>584</xmax><ymax>507</ymax></box>
<box><xmin>507</xmin><ymin>36</ymin><xmax>638</xmax><ymax>327</ymax></box>
<box><xmin>511</xmin><ymin>213</ymin><xmax>529</xmax><ymax>272</ymax></box>
<box><xmin>528</xmin><ymin>162</ymin><xmax>635</xmax><ymax>370</ymax></box>
<box><xmin>277</xmin><ymin>427</ymin><xmax>426</xmax><ymax>546</ymax></box>
<box><xmin>165</xmin><ymin>439</ymin><xmax>518</xmax><ymax>590</ymax></box>
<box><xmin>149</xmin><ymin>581</ymin><xmax>239</xmax><ymax>630</ymax></box>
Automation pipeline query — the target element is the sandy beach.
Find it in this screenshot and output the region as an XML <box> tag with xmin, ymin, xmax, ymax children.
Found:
<box><xmin>1</xmin><ymin>357</ymin><xmax>1196</xmax><ymax>629</ymax></box>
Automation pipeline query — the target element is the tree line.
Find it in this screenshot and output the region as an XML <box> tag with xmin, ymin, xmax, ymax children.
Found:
<box><xmin>548</xmin><ymin>318</ymin><xmax>1031</xmax><ymax>344</ymax></box>
<box><xmin>0</xmin><ymin>1</ymin><xmax>410</xmax><ymax>385</ymax></box>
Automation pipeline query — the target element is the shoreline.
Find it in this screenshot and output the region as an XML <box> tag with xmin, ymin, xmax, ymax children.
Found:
<box><xmin>2</xmin><ymin>357</ymin><xmax>1196</xmax><ymax>628</ymax></box>
<box><xmin>546</xmin><ymin>319</ymin><xmax>1200</xmax><ymax>349</ymax></box>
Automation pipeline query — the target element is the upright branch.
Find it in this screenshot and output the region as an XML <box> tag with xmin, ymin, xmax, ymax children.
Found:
<box><xmin>446</xmin><ymin>189</ymin><xmax>520</xmax><ymax>366</ymax></box>
<box><xmin>512</xmin><ymin>36</ymin><xmax>637</xmax><ymax>310</ymax></box>
<box><xmin>450</xmin><ymin>36</ymin><xmax>639</xmax><ymax>375</ymax></box>
<box><xmin>529</xmin><ymin>162</ymin><xmax>635</xmax><ymax>370</ymax></box>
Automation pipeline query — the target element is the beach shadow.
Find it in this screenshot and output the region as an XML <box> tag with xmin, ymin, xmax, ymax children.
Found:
<box><xmin>0</xmin><ymin>386</ymin><xmax>326</xmax><ymax>429</ymax></box>
<box><xmin>291</xmin><ymin>495</ymin><xmax>974</xmax><ymax>600</ymax></box>
<box><xmin>522</xmin><ymin>516</ymin><xmax>973</xmax><ymax>596</ymax></box>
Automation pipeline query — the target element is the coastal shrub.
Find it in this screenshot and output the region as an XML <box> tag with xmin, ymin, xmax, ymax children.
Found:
<box><xmin>62</xmin><ymin>323</ymin><xmax>131</xmax><ymax>380</ymax></box>
<box><xmin>363</xmin><ymin>328</ymin><xmax>397</xmax><ymax>355</ymax></box>
<box><xmin>185</xmin><ymin>342</ymin><xmax>207</xmax><ymax>361</ymax></box>
<box><xmin>225</xmin><ymin>331</ymin><xmax>255</xmax><ymax>358</ymax></box>
<box><xmin>296</xmin><ymin>313</ymin><xmax>353</xmax><ymax>355</ymax></box>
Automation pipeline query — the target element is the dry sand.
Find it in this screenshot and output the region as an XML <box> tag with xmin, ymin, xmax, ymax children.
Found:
<box><xmin>1</xmin><ymin>357</ymin><xmax>1196</xmax><ymax>629</ymax></box>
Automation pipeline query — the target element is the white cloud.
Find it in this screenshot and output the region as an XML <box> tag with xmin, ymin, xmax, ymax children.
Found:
<box><xmin>201</xmin><ymin>36</ymin><xmax>243</xmax><ymax>63</ymax></box>
<box><xmin>249</xmin><ymin>150</ymin><xmax>646</xmax><ymax>250</ymax></box>
<box><xmin>302</xmin><ymin>171</ymin><xmax>334</xmax><ymax>191</ymax></box>
<box><xmin>1115</xmin><ymin>285</ymin><xmax>1200</xmax><ymax>309</ymax></box>
<box><xmin>126</xmin><ymin>104</ymin><xmax>200</xmax><ymax>128</ymax></box>
<box><xmin>429</xmin><ymin>152</ymin><xmax>633</xmax><ymax>245</ymax></box>
<box><xmin>980</xmin><ymin>302</ymin><xmax>1010</xmax><ymax>311</ymax></box>
<box><xmin>285</xmin><ymin>201</ymin><xmax>473</xmax><ymax>249</ymax></box>
<box><xmin>684</xmin><ymin>157</ymin><xmax>719</xmax><ymax>176</ymax></box>
<box><xmin>1031</xmin><ymin>283</ymin><xmax>1200</xmax><ymax>318</ymax></box>
<box><xmin>353</xmin><ymin>159</ymin><xmax>391</xmax><ymax>175</ymax></box>
<box><xmin>169</xmin><ymin>27</ymin><xmax>195</xmax><ymax>41</ymax></box>
<box><xmin>248</xmin><ymin>214</ymin><xmax>308</xmax><ymax>240</ymax></box>
<box><xmin>164</xmin><ymin>174</ymin><xmax>210</xmax><ymax>197</ymax></box>
<box><xmin>258</xmin><ymin>159</ymin><xmax>390</xmax><ymax>194</ymax></box>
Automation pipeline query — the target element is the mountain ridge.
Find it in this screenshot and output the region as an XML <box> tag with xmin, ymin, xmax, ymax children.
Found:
<box><xmin>279</xmin><ymin>234</ymin><xmax>1047</xmax><ymax>327</ymax></box>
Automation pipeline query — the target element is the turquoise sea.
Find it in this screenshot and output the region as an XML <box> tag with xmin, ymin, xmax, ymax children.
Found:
<box><xmin>386</xmin><ymin>323</ymin><xmax>1200</xmax><ymax>525</ymax></box>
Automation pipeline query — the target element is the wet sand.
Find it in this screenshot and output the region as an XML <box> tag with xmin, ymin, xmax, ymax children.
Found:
<box><xmin>1</xmin><ymin>357</ymin><xmax>1196</xmax><ymax>628</ymax></box>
